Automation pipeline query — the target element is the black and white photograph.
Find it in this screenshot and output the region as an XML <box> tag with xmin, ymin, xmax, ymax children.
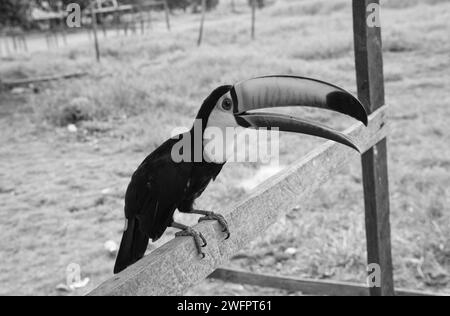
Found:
<box><xmin>0</xmin><ymin>0</ymin><xmax>448</xmax><ymax>299</ymax></box>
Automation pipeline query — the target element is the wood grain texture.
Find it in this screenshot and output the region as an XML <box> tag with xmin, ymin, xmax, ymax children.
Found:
<box><xmin>210</xmin><ymin>268</ymin><xmax>441</xmax><ymax>297</ymax></box>
<box><xmin>89</xmin><ymin>107</ymin><xmax>388</xmax><ymax>296</ymax></box>
<box><xmin>352</xmin><ymin>0</ymin><xmax>394</xmax><ymax>296</ymax></box>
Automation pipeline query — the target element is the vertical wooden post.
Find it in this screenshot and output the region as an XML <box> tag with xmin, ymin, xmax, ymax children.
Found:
<box><xmin>60</xmin><ymin>17</ymin><xmax>68</xmax><ymax>45</ymax></box>
<box><xmin>352</xmin><ymin>0</ymin><xmax>394</xmax><ymax>296</ymax></box>
<box><xmin>11</xmin><ymin>35</ymin><xmax>17</xmax><ymax>51</ymax></box>
<box><xmin>140</xmin><ymin>6</ymin><xmax>145</xmax><ymax>35</ymax></box>
<box><xmin>148</xmin><ymin>9</ymin><xmax>152</xmax><ymax>29</ymax></box>
<box><xmin>91</xmin><ymin>7</ymin><xmax>101</xmax><ymax>62</ymax></box>
<box><xmin>58</xmin><ymin>2</ymin><xmax>68</xmax><ymax>45</ymax></box>
<box><xmin>0</xmin><ymin>36</ymin><xmax>5</xmax><ymax>57</ymax></box>
<box><xmin>197</xmin><ymin>0</ymin><xmax>206</xmax><ymax>46</ymax></box>
<box><xmin>164</xmin><ymin>0</ymin><xmax>171</xmax><ymax>31</ymax></box>
<box><xmin>102</xmin><ymin>15</ymin><xmax>108</xmax><ymax>38</ymax></box>
<box><xmin>114</xmin><ymin>8</ymin><xmax>121</xmax><ymax>36</ymax></box>
<box><xmin>2</xmin><ymin>36</ymin><xmax>11</xmax><ymax>56</ymax></box>
<box><xmin>231</xmin><ymin>0</ymin><xmax>236</xmax><ymax>13</ymax></box>
<box><xmin>251</xmin><ymin>0</ymin><xmax>256</xmax><ymax>40</ymax></box>
<box><xmin>21</xmin><ymin>35</ymin><xmax>28</xmax><ymax>52</ymax></box>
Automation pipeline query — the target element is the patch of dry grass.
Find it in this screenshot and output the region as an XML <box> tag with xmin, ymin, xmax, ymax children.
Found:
<box><xmin>0</xmin><ymin>0</ymin><xmax>449</xmax><ymax>295</ymax></box>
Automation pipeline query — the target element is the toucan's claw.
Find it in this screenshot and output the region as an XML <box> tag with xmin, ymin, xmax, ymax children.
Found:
<box><xmin>199</xmin><ymin>212</ymin><xmax>230</xmax><ymax>240</ymax></box>
<box><xmin>175</xmin><ymin>228</ymin><xmax>207</xmax><ymax>258</ymax></box>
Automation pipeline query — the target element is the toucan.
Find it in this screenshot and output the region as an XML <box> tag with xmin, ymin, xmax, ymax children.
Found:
<box><xmin>113</xmin><ymin>75</ymin><xmax>368</xmax><ymax>274</ymax></box>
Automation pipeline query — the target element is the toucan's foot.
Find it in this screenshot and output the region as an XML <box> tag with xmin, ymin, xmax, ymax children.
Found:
<box><xmin>175</xmin><ymin>227</ymin><xmax>207</xmax><ymax>258</ymax></box>
<box><xmin>198</xmin><ymin>212</ymin><xmax>230</xmax><ymax>240</ymax></box>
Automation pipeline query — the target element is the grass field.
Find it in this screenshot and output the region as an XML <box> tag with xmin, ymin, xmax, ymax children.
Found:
<box><xmin>0</xmin><ymin>0</ymin><xmax>449</xmax><ymax>296</ymax></box>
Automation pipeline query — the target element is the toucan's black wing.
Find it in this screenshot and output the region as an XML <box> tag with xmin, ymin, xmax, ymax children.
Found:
<box><xmin>126</xmin><ymin>138</ymin><xmax>192</xmax><ymax>240</ymax></box>
<box><xmin>114</xmin><ymin>138</ymin><xmax>191</xmax><ymax>274</ymax></box>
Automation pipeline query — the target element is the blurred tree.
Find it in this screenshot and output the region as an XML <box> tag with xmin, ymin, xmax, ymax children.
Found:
<box><xmin>0</xmin><ymin>0</ymin><xmax>32</xmax><ymax>28</ymax></box>
<box><xmin>0</xmin><ymin>1</ymin><xmax>91</xmax><ymax>28</ymax></box>
<box><xmin>247</xmin><ymin>0</ymin><xmax>265</xmax><ymax>9</ymax></box>
<box><xmin>0</xmin><ymin>0</ymin><xmax>221</xmax><ymax>29</ymax></box>
<box><xmin>167</xmin><ymin>0</ymin><xmax>191</xmax><ymax>11</ymax></box>
<box><xmin>191</xmin><ymin>0</ymin><xmax>219</xmax><ymax>12</ymax></box>
<box><xmin>35</xmin><ymin>0</ymin><xmax>91</xmax><ymax>11</ymax></box>
<box><xmin>166</xmin><ymin>0</ymin><xmax>219</xmax><ymax>12</ymax></box>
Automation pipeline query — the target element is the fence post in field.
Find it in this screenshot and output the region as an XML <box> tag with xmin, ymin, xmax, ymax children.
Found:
<box><xmin>11</xmin><ymin>35</ymin><xmax>18</xmax><ymax>51</ymax></box>
<box><xmin>231</xmin><ymin>0</ymin><xmax>237</xmax><ymax>13</ymax></box>
<box><xmin>139</xmin><ymin>6</ymin><xmax>145</xmax><ymax>35</ymax></box>
<box><xmin>147</xmin><ymin>9</ymin><xmax>152</xmax><ymax>29</ymax></box>
<box><xmin>91</xmin><ymin>6</ymin><xmax>101</xmax><ymax>62</ymax></box>
<box><xmin>102</xmin><ymin>13</ymin><xmax>108</xmax><ymax>38</ymax></box>
<box><xmin>251</xmin><ymin>0</ymin><xmax>256</xmax><ymax>39</ymax></box>
<box><xmin>352</xmin><ymin>0</ymin><xmax>394</xmax><ymax>296</ymax></box>
<box><xmin>1</xmin><ymin>35</ymin><xmax>11</xmax><ymax>56</ymax></box>
<box><xmin>114</xmin><ymin>7</ymin><xmax>121</xmax><ymax>35</ymax></box>
<box><xmin>60</xmin><ymin>17</ymin><xmax>68</xmax><ymax>45</ymax></box>
<box><xmin>21</xmin><ymin>34</ymin><xmax>28</xmax><ymax>52</ymax></box>
<box><xmin>164</xmin><ymin>0</ymin><xmax>171</xmax><ymax>31</ymax></box>
<box><xmin>198</xmin><ymin>0</ymin><xmax>207</xmax><ymax>46</ymax></box>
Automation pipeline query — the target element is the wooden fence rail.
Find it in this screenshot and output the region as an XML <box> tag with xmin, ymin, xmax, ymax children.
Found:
<box><xmin>209</xmin><ymin>268</ymin><xmax>439</xmax><ymax>297</ymax></box>
<box><xmin>89</xmin><ymin>106</ymin><xmax>388</xmax><ymax>296</ymax></box>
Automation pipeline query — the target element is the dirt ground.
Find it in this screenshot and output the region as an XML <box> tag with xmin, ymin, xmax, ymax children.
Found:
<box><xmin>0</xmin><ymin>0</ymin><xmax>449</xmax><ymax>296</ymax></box>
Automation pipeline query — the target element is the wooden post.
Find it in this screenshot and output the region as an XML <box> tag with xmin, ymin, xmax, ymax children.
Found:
<box><xmin>11</xmin><ymin>35</ymin><xmax>17</xmax><ymax>51</ymax></box>
<box><xmin>102</xmin><ymin>15</ymin><xmax>108</xmax><ymax>38</ymax></box>
<box><xmin>91</xmin><ymin>7</ymin><xmax>101</xmax><ymax>62</ymax></box>
<box><xmin>21</xmin><ymin>35</ymin><xmax>28</xmax><ymax>52</ymax></box>
<box><xmin>148</xmin><ymin>9</ymin><xmax>152</xmax><ymax>29</ymax></box>
<box><xmin>60</xmin><ymin>17</ymin><xmax>68</xmax><ymax>45</ymax></box>
<box><xmin>114</xmin><ymin>8</ymin><xmax>121</xmax><ymax>36</ymax></box>
<box><xmin>164</xmin><ymin>0</ymin><xmax>171</xmax><ymax>31</ymax></box>
<box><xmin>2</xmin><ymin>36</ymin><xmax>11</xmax><ymax>56</ymax></box>
<box><xmin>0</xmin><ymin>36</ymin><xmax>7</xmax><ymax>57</ymax></box>
<box><xmin>197</xmin><ymin>0</ymin><xmax>206</xmax><ymax>46</ymax></box>
<box><xmin>140</xmin><ymin>6</ymin><xmax>145</xmax><ymax>35</ymax></box>
<box><xmin>251</xmin><ymin>0</ymin><xmax>256</xmax><ymax>40</ymax></box>
<box><xmin>352</xmin><ymin>0</ymin><xmax>394</xmax><ymax>296</ymax></box>
<box><xmin>231</xmin><ymin>0</ymin><xmax>237</xmax><ymax>13</ymax></box>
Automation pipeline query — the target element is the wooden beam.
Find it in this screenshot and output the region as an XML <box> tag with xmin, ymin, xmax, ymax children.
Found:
<box><xmin>1</xmin><ymin>72</ymin><xmax>89</xmax><ymax>88</ymax></box>
<box><xmin>209</xmin><ymin>268</ymin><xmax>442</xmax><ymax>297</ymax></box>
<box><xmin>353</xmin><ymin>0</ymin><xmax>394</xmax><ymax>296</ymax></box>
<box><xmin>89</xmin><ymin>107</ymin><xmax>388</xmax><ymax>296</ymax></box>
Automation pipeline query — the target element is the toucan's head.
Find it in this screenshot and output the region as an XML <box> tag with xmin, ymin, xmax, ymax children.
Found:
<box><xmin>196</xmin><ymin>75</ymin><xmax>368</xmax><ymax>163</ymax></box>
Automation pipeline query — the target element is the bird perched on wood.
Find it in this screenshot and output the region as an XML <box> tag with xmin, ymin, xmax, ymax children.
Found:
<box><xmin>114</xmin><ymin>75</ymin><xmax>368</xmax><ymax>274</ymax></box>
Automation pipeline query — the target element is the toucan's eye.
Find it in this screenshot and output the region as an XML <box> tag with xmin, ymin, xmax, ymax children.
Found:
<box><xmin>221</xmin><ymin>98</ymin><xmax>232</xmax><ymax>111</ymax></box>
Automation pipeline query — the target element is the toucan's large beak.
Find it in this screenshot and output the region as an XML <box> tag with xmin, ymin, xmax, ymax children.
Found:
<box><xmin>231</xmin><ymin>75</ymin><xmax>368</xmax><ymax>152</ymax></box>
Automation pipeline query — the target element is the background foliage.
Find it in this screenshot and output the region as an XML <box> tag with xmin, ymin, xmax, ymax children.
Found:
<box><xmin>0</xmin><ymin>0</ymin><xmax>222</xmax><ymax>29</ymax></box>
